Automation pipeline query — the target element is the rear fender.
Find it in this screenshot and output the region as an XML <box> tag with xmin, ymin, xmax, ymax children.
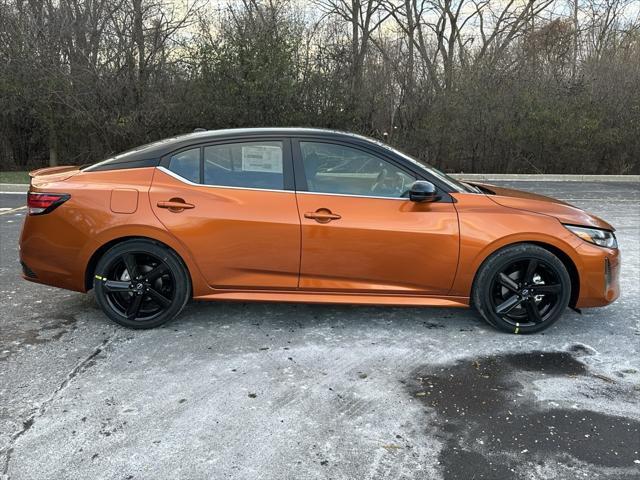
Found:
<box><xmin>80</xmin><ymin>224</ymin><xmax>208</xmax><ymax>296</ymax></box>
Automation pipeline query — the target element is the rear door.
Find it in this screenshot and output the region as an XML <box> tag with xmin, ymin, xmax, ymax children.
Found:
<box><xmin>293</xmin><ymin>139</ymin><xmax>459</xmax><ymax>294</ymax></box>
<box><xmin>150</xmin><ymin>138</ymin><xmax>301</xmax><ymax>289</ymax></box>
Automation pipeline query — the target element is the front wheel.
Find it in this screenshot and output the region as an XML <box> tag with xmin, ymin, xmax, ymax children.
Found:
<box><xmin>93</xmin><ymin>240</ymin><xmax>191</xmax><ymax>329</ymax></box>
<box><xmin>472</xmin><ymin>244</ymin><xmax>572</xmax><ymax>334</ymax></box>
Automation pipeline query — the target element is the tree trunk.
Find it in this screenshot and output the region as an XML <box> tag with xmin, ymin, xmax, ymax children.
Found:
<box><xmin>572</xmin><ymin>0</ymin><xmax>578</xmax><ymax>77</ymax></box>
<box><xmin>133</xmin><ymin>0</ymin><xmax>146</xmax><ymax>102</ymax></box>
<box><xmin>49</xmin><ymin>127</ymin><xmax>58</xmax><ymax>167</ymax></box>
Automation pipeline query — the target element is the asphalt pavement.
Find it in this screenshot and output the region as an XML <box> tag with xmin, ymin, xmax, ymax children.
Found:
<box><xmin>0</xmin><ymin>182</ymin><xmax>639</xmax><ymax>480</ymax></box>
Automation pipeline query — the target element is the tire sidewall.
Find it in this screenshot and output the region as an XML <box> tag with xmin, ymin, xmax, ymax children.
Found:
<box><xmin>473</xmin><ymin>244</ymin><xmax>572</xmax><ymax>334</ymax></box>
<box><xmin>94</xmin><ymin>240</ymin><xmax>190</xmax><ymax>329</ymax></box>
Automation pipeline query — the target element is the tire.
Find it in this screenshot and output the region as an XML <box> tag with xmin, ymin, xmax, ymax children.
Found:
<box><xmin>472</xmin><ymin>244</ymin><xmax>571</xmax><ymax>334</ymax></box>
<box><xmin>93</xmin><ymin>239</ymin><xmax>191</xmax><ymax>329</ymax></box>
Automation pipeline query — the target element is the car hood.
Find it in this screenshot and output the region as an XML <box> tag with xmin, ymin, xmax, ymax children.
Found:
<box><xmin>471</xmin><ymin>183</ymin><xmax>614</xmax><ymax>231</ymax></box>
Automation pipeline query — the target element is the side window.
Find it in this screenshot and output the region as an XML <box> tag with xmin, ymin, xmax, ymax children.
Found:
<box><xmin>204</xmin><ymin>141</ymin><xmax>284</xmax><ymax>190</ymax></box>
<box><xmin>168</xmin><ymin>148</ymin><xmax>200</xmax><ymax>183</ymax></box>
<box><xmin>300</xmin><ymin>142</ymin><xmax>415</xmax><ymax>198</ymax></box>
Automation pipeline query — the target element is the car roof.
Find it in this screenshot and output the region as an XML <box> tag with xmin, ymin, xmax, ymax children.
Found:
<box><xmin>85</xmin><ymin>128</ymin><xmax>385</xmax><ymax>171</ymax></box>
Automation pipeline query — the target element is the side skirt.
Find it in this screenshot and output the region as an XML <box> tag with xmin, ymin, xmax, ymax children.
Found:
<box><xmin>192</xmin><ymin>290</ymin><xmax>470</xmax><ymax>308</ymax></box>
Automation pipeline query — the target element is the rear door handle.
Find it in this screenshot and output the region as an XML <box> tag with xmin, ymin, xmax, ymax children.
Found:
<box><xmin>304</xmin><ymin>209</ymin><xmax>341</xmax><ymax>223</ymax></box>
<box><xmin>157</xmin><ymin>198</ymin><xmax>195</xmax><ymax>212</ymax></box>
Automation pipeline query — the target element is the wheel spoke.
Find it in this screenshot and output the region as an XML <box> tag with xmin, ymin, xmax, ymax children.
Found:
<box><xmin>103</xmin><ymin>280</ymin><xmax>133</xmax><ymax>292</ymax></box>
<box><xmin>123</xmin><ymin>253</ymin><xmax>139</xmax><ymax>280</ymax></box>
<box><xmin>101</xmin><ymin>249</ymin><xmax>177</xmax><ymax>321</ymax></box>
<box><xmin>147</xmin><ymin>288</ymin><xmax>171</xmax><ymax>308</ymax></box>
<box><xmin>524</xmin><ymin>298</ymin><xmax>543</xmax><ymax>323</ymax></box>
<box><xmin>143</xmin><ymin>263</ymin><xmax>168</xmax><ymax>282</ymax></box>
<box><xmin>524</xmin><ymin>259</ymin><xmax>538</xmax><ymax>284</ymax></box>
<box><xmin>496</xmin><ymin>295</ymin><xmax>522</xmax><ymax>315</ymax></box>
<box><xmin>126</xmin><ymin>295</ymin><xmax>143</xmax><ymax>319</ymax></box>
<box><xmin>498</xmin><ymin>273</ymin><xmax>520</xmax><ymax>294</ymax></box>
<box><xmin>531</xmin><ymin>284</ymin><xmax>562</xmax><ymax>294</ymax></box>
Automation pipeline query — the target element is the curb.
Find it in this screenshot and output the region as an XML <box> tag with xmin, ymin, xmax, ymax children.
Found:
<box><xmin>0</xmin><ymin>183</ymin><xmax>28</xmax><ymax>193</ymax></box>
<box><xmin>450</xmin><ymin>174</ymin><xmax>639</xmax><ymax>182</ymax></box>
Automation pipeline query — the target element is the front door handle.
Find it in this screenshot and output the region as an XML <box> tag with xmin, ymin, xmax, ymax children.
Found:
<box><xmin>304</xmin><ymin>209</ymin><xmax>341</xmax><ymax>223</ymax></box>
<box><xmin>157</xmin><ymin>198</ymin><xmax>195</xmax><ymax>212</ymax></box>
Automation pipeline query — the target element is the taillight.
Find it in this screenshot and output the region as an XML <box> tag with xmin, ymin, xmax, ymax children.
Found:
<box><xmin>27</xmin><ymin>192</ymin><xmax>70</xmax><ymax>215</ymax></box>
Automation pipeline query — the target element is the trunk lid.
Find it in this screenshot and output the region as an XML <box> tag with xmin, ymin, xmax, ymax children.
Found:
<box><xmin>29</xmin><ymin>166</ymin><xmax>82</xmax><ymax>186</ymax></box>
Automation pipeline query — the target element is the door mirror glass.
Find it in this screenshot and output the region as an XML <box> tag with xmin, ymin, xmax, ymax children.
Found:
<box><xmin>409</xmin><ymin>181</ymin><xmax>439</xmax><ymax>202</ymax></box>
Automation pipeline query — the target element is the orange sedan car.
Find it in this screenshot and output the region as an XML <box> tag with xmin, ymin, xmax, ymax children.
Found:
<box><xmin>19</xmin><ymin>128</ymin><xmax>620</xmax><ymax>333</ymax></box>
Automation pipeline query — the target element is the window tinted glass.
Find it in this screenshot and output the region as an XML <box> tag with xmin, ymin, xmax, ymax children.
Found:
<box><xmin>204</xmin><ymin>141</ymin><xmax>284</xmax><ymax>190</ymax></box>
<box><xmin>384</xmin><ymin>145</ymin><xmax>476</xmax><ymax>193</ymax></box>
<box><xmin>168</xmin><ymin>148</ymin><xmax>200</xmax><ymax>183</ymax></box>
<box><xmin>300</xmin><ymin>142</ymin><xmax>415</xmax><ymax>198</ymax></box>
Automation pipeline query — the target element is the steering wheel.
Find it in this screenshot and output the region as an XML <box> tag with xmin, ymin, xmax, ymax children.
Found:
<box><xmin>371</xmin><ymin>170</ymin><xmax>405</xmax><ymax>196</ymax></box>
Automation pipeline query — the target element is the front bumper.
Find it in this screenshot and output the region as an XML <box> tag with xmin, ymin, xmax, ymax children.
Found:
<box><xmin>574</xmin><ymin>243</ymin><xmax>620</xmax><ymax>308</ymax></box>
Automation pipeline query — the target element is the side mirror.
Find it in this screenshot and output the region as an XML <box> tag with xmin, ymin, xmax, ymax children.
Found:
<box><xmin>409</xmin><ymin>181</ymin><xmax>439</xmax><ymax>202</ymax></box>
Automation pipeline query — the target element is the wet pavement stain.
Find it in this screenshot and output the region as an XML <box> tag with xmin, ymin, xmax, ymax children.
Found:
<box><xmin>0</xmin><ymin>295</ymin><xmax>96</xmax><ymax>360</ymax></box>
<box><xmin>408</xmin><ymin>351</ymin><xmax>640</xmax><ymax>479</ymax></box>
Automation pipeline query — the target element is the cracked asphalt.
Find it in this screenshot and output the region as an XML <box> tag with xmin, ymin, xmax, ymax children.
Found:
<box><xmin>1</xmin><ymin>181</ymin><xmax>639</xmax><ymax>480</ymax></box>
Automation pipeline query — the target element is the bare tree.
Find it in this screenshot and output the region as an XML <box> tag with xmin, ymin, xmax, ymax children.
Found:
<box><xmin>1</xmin><ymin>0</ymin><xmax>638</xmax><ymax>173</ymax></box>
<box><xmin>317</xmin><ymin>0</ymin><xmax>390</xmax><ymax>113</ymax></box>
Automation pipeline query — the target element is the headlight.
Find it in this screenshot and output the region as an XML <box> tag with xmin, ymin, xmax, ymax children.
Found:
<box><xmin>564</xmin><ymin>225</ymin><xmax>617</xmax><ymax>248</ymax></box>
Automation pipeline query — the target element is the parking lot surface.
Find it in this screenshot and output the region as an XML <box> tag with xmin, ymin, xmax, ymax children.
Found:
<box><xmin>1</xmin><ymin>182</ymin><xmax>639</xmax><ymax>480</ymax></box>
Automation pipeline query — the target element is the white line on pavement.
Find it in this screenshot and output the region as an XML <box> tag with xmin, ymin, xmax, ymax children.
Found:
<box><xmin>0</xmin><ymin>206</ymin><xmax>27</xmax><ymax>215</ymax></box>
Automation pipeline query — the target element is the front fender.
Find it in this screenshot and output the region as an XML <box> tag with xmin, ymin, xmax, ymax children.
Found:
<box><xmin>449</xmin><ymin>196</ymin><xmax>584</xmax><ymax>297</ymax></box>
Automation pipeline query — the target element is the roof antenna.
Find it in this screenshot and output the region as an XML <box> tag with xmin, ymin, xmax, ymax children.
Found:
<box><xmin>193</xmin><ymin>128</ymin><xmax>206</xmax><ymax>132</ymax></box>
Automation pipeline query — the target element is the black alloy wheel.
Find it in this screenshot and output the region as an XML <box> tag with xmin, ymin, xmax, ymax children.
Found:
<box><xmin>94</xmin><ymin>240</ymin><xmax>190</xmax><ymax>328</ymax></box>
<box><xmin>491</xmin><ymin>258</ymin><xmax>563</xmax><ymax>326</ymax></box>
<box><xmin>473</xmin><ymin>244</ymin><xmax>571</xmax><ymax>333</ymax></box>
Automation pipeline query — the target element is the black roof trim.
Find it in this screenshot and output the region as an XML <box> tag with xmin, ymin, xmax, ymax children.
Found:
<box><xmin>79</xmin><ymin>128</ymin><xmax>459</xmax><ymax>197</ymax></box>
<box><xmin>84</xmin><ymin>157</ymin><xmax>160</xmax><ymax>172</ymax></box>
<box><xmin>82</xmin><ymin>128</ymin><xmax>385</xmax><ymax>172</ymax></box>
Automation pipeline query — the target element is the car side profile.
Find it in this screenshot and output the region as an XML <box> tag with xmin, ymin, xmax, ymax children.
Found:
<box><xmin>19</xmin><ymin>128</ymin><xmax>620</xmax><ymax>333</ymax></box>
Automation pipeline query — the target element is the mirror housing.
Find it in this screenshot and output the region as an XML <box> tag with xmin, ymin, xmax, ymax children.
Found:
<box><xmin>409</xmin><ymin>181</ymin><xmax>439</xmax><ymax>202</ymax></box>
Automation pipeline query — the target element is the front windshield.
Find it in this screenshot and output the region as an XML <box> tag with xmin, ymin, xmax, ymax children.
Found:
<box><xmin>377</xmin><ymin>143</ymin><xmax>478</xmax><ymax>193</ymax></box>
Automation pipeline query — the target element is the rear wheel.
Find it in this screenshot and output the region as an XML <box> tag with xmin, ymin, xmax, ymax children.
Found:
<box><xmin>93</xmin><ymin>240</ymin><xmax>190</xmax><ymax>328</ymax></box>
<box><xmin>472</xmin><ymin>244</ymin><xmax>571</xmax><ymax>333</ymax></box>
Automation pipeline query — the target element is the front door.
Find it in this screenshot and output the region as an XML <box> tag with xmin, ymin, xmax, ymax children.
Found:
<box><xmin>294</xmin><ymin>140</ymin><xmax>459</xmax><ymax>294</ymax></box>
<box><xmin>150</xmin><ymin>139</ymin><xmax>300</xmax><ymax>289</ymax></box>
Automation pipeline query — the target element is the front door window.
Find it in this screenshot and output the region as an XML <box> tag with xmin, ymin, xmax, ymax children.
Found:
<box><xmin>299</xmin><ymin>142</ymin><xmax>415</xmax><ymax>198</ymax></box>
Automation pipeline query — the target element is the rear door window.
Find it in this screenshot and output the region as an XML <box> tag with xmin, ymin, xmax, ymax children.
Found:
<box><xmin>204</xmin><ymin>141</ymin><xmax>284</xmax><ymax>190</ymax></box>
<box><xmin>168</xmin><ymin>148</ymin><xmax>200</xmax><ymax>183</ymax></box>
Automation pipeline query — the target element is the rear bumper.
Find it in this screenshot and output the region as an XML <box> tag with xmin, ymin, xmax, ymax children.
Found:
<box><xmin>574</xmin><ymin>243</ymin><xmax>620</xmax><ymax>308</ymax></box>
<box><xmin>19</xmin><ymin>211</ymin><xmax>89</xmax><ymax>292</ymax></box>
